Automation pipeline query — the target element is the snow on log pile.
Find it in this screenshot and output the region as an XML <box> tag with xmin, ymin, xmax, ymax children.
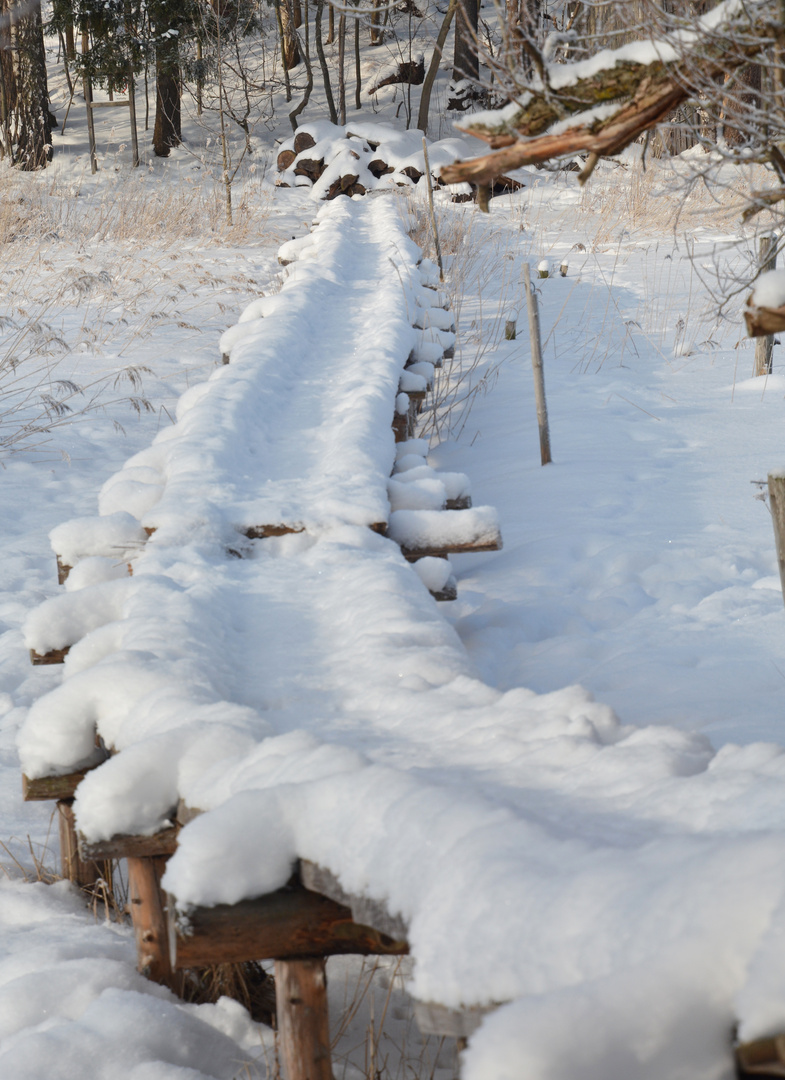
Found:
<box><xmin>275</xmin><ymin>120</ymin><xmax>524</xmax><ymax>203</ymax></box>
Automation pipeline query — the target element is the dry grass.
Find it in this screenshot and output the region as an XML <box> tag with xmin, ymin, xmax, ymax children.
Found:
<box><xmin>0</xmin><ymin>162</ymin><xmax>275</xmax><ymax>248</ymax></box>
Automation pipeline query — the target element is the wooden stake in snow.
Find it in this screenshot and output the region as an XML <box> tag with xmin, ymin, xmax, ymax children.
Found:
<box><xmin>127</xmin><ymin>855</ymin><xmax>175</xmax><ymax>988</ymax></box>
<box><xmin>523</xmin><ymin>263</ymin><xmax>552</xmax><ymax>466</ymax></box>
<box><xmin>505</xmin><ymin>312</ymin><xmax>517</xmax><ymax>340</ymax></box>
<box><xmin>768</xmin><ymin>472</ymin><xmax>785</xmax><ymax>609</ymax></box>
<box><xmin>275</xmin><ymin>958</ymin><xmax>333</xmax><ymax>1080</ymax></box>
<box><xmin>421</xmin><ymin>138</ymin><xmax>444</xmax><ymax>283</ymax></box>
<box><xmin>755</xmin><ymin>236</ymin><xmax>777</xmax><ymax>377</ymax></box>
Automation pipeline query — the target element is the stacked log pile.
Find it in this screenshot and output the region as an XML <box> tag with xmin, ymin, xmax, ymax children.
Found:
<box><xmin>276</xmin><ymin>122</ymin><xmax>524</xmax><ymax>203</ymax></box>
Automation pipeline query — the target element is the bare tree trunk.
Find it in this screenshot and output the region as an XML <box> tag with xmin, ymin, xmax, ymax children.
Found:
<box><xmin>315</xmin><ymin>0</ymin><xmax>337</xmax><ymax>123</ymax></box>
<box><xmin>338</xmin><ymin>11</ymin><xmax>346</xmax><ymax>124</ymax></box>
<box><xmin>1</xmin><ymin>0</ymin><xmax>54</xmax><ymax>168</ymax></box>
<box><xmin>722</xmin><ymin>63</ymin><xmax>761</xmax><ymax>147</ymax></box>
<box><xmin>449</xmin><ymin>0</ymin><xmax>479</xmax><ymax>110</ymax></box>
<box><xmin>152</xmin><ymin>15</ymin><xmax>182</xmax><ymax>156</ymax></box>
<box><xmin>280</xmin><ymin>0</ymin><xmax>302</xmax><ymax>70</ymax></box>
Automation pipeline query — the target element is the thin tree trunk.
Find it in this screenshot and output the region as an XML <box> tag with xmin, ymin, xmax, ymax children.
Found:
<box><xmin>290</xmin><ymin>0</ymin><xmax>314</xmax><ymax>129</ymax></box>
<box><xmin>417</xmin><ymin>0</ymin><xmax>457</xmax><ymax>135</ymax></box>
<box><xmin>338</xmin><ymin>12</ymin><xmax>346</xmax><ymax>124</ymax></box>
<box><xmin>315</xmin><ymin>0</ymin><xmax>338</xmax><ymax>123</ymax></box>
<box><xmin>354</xmin><ymin>6</ymin><xmax>361</xmax><ymax>109</ymax></box>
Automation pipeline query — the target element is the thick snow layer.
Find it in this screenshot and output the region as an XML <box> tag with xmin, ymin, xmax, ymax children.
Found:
<box><xmin>751</xmin><ymin>268</ymin><xmax>785</xmax><ymax>309</ymax></box>
<box><xmin>49</xmin><ymin>512</ymin><xmax>147</xmax><ymax>567</ymax></box>
<box><xmin>0</xmin><ymin>877</ymin><xmax>268</xmax><ymax>1078</ymax></box>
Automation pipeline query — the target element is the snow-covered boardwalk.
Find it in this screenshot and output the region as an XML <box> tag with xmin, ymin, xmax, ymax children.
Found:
<box><xmin>15</xmin><ymin>193</ymin><xmax>520</xmax><ymax>1074</ymax></box>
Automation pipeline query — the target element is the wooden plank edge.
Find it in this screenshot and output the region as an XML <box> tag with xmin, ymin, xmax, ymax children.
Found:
<box><xmin>401</xmin><ymin>536</ymin><xmax>502</xmax><ymax>561</ymax></box>
<box><xmin>300</xmin><ymin>859</ymin><xmax>409</xmax><ymax>941</ymax></box>
<box><xmin>30</xmin><ymin>645</ymin><xmax>70</xmax><ymax>665</ymax></box>
<box><xmin>736</xmin><ymin>1035</ymin><xmax>785</xmax><ymax>1077</ymax></box>
<box><xmin>23</xmin><ymin>767</ymin><xmax>93</xmax><ymax>802</ymax></box>
<box><xmin>169</xmin><ymin>883</ymin><xmax>409</xmax><ymax>970</ymax></box>
<box><xmin>414</xmin><ymin>1001</ymin><xmax>497</xmax><ymax>1039</ymax></box>
<box><xmin>79</xmin><ymin>825</ymin><xmax>179</xmax><ymax>861</ymax></box>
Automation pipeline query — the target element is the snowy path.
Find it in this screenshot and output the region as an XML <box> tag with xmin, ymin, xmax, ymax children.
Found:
<box><xmin>10</xmin><ymin>169</ymin><xmax>785</xmax><ymax>1080</ymax></box>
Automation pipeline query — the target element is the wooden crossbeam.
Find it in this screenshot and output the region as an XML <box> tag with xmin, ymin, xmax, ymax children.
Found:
<box><xmin>735</xmin><ymin>1035</ymin><xmax>785</xmax><ymax>1078</ymax></box>
<box><xmin>414</xmin><ymin>1001</ymin><xmax>496</xmax><ymax>1039</ymax></box>
<box><xmin>401</xmin><ymin>535</ymin><xmax>502</xmax><ymax>561</ymax></box>
<box><xmin>168</xmin><ymin>883</ymin><xmax>409</xmax><ymax>970</ymax></box>
<box><xmin>23</xmin><ymin>768</ymin><xmax>94</xmax><ymax>801</ymax></box>
<box><xmin>79</xmin><ymin>826</ymin><xmax>179</xmax><ymax>861</ymax></box>
<box><xmin>745</xmin><ymin>305</ymin><xmax>785</xmax><ymax>338</ymax></box>
<box><xmin>243</xmin><ymin>524</ymin><xmax>306</xmax><ymax>539</ymax></box>
<box><xmin>30</xmin><ymin>646</ymin><xmax>70</xmax><ymax>666</ymax></box>
<box><xmin>300</xmin><ymin>859</ymin><xmax>408</xmax><ymax>941</ymax></box>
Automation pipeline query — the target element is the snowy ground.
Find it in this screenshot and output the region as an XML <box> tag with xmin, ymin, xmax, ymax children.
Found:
<box><xmin>5</xmin><ymin>13</ymin><xmax>785</xmax><ymax>1080</ymax></box>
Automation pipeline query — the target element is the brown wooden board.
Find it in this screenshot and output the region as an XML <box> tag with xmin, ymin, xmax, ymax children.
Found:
<box><xmin>23</xmin><ymin>768</ymin><xmax>94</xmax><ymax>802</ymax></box>
<box><xmin>79</xmin><ymin>826</ymin><xmax>179</xmax><ymax>861</ymax></box>
<box><xmin>300</xmin><ymin>859</ymin><xmax>409</xmax><ymax>941</ymax></box>
<box><xmin>169</xmin><ymin>883</ymin><xmax>408</xmax><ymax>969</ymax></box>
<box><xmin>30</xmin><ymin>646</ymin><xmax>70</xmax><ymax>666</ymax></box>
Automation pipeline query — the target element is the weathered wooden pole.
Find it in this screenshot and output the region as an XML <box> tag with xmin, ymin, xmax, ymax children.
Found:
<box><xmin>756</xmin><ymin>236</ymin><xmax>777</xmax><ymax>376</ymax></box>
<box><xmin>421</xmin><ymin>138</ymin><xmax>444</xmax><ymax>283</ymax></box>
<box><xmin>275</xmin><ymin>958</ymin><xmax>333</xmax><ymax>1080</ymax></box>
<box><xmin>127</xmin><ymin>856</ymin><xmax>176</xmax><ymax>988</ymax></box>
<box><xmin>768</xmin><ymin>472</ymin><xmax>785</xmax><ymax>608</ymax></box>
<box><xmin>523</xmin><ymin>263</ymin><xmax>552</xmax><ymax>465</ymax></box>
<box><xmin>57</xmin><ymin>799</ymin><xmax>108</xmax><ymax>891</ymax></box>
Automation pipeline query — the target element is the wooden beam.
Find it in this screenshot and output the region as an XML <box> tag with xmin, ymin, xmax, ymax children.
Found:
<box><xmin>56</xmin><ymin>556</ymin><xmax>72</xmax><ymax>584</ymax></box>
<box><xmin>79</xmin><ymin>825</ymin><xmax>179</xmax><ymax>861</ymax></box>
<box><xmin>300</xmin><ymin>860</ymin><xmax>409</xmax><ymax>941</ymax></box>
<box><xmin>736</xmin><ymin>1035</ymin><xmax>785</xmax><ymax>1078</ymax></box>
<box><xmin>745</xmin><ymin>304</ymin><xmax>785</xmax><ymax>338</ymax></box>
<box><xmin>169</xmin><ymin>884</ymin><xmax>408</xmax><ymax>970</ymax></box>
<box><xmin>401</xmin><ymin>535</ymin><xmax>502</xmax><ymax>561</ymax></box>
<box><xmin>414</xmin><ymin>1000</ymin><xmax>496</xmax><ymax>1039</ymax></box>
<box><xmin>243</xmin><ymin>524</ymin><xmax>306</xmax><ymax>539</ymax></box>
<box><xmin>275</xmin><ymin>958</ymin><xmax>333</xmax><ymax>1080</ymax></box>
<box><xmin>30</xmin><ymin>646</ymin><xmax>70</xmax><ymax>665</ymax></box>
<box><xmin>23</xmin><ymin>768</ymin><xmax>94</xmax><ymax>801</ymax></box>
<box><xmin>128</xmin><ymin>855</ymin><xmax>176</xmax><ymax>987</ymax></box>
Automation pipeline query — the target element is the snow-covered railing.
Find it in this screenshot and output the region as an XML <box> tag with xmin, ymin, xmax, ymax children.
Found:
<box><xmin>16</xmin><ymin>193</ymin><xmax>515</xmax><ymax>1078</ymax></box>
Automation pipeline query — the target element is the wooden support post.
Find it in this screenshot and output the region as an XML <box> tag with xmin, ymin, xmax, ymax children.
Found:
<box><xmin>275</xmin><ymin>958</ymin><xmax>333</xmax><ymax>1080</ymax></box>
<box><xmin>755</xmin><ymin>235</ymin><xmax>777</xmax><ymax>376</ymax></box>
<box><xmin>127</xmin><ymin>855</ymin><xmax>175</xmax><ymax>988</ymax></box>
<box><xmin>523</xmin><ymin>263</ymin><xmax>552</xmax><ymax>466</ymax></box>
<box><xmin>421</xmin><ymin>138</ymin><xmax>444</xmax><ymax>283</ymax></box>
<box><xmin>57</xmin><ymin>799</ymin><xmax>109</xmax><ymax>892</ymax></box>
<box><xmin>768</xmin><ymin>472</ymin><xmax>785</xmax><ymax>609</ymax></box>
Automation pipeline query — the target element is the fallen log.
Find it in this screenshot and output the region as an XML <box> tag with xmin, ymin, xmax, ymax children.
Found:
<box><xmin>368</xmin><ymin>56</ymin><xmax>425</xmax><ymax>96</ymax></box>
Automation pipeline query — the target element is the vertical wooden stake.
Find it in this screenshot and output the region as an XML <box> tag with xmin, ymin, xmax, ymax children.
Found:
<box><xmin>57</xmin><ymin>799</ymin><xmax>108</xmax><ymax>892</ymax></box>
<box><xmin>756</xmin><ymin>235</ymin><xmax>777</xmax><ymax>376</ymax></box>
<box><xmin>421</xmin><ymin>138</ymin><xmax>444</xmax><ymax>283</ymax></box>
<box><xmin>274</xmin><ymin>958</ymin><xmax>333</xmax><ymax>1080</ymax></box>
<box><xmin>127</xmin><ymin>856</ymin><xmax>175</xmax><ymax>988</ymax></box>
<box><xmin>768</xmin><ymin>472</ymin><xmax>785</xmax><ymax>608</ymax></box>
<box><xmin>523</xmin><ymin>263</ymin><xmax>552</xmax><ymax>465</ymax></box>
